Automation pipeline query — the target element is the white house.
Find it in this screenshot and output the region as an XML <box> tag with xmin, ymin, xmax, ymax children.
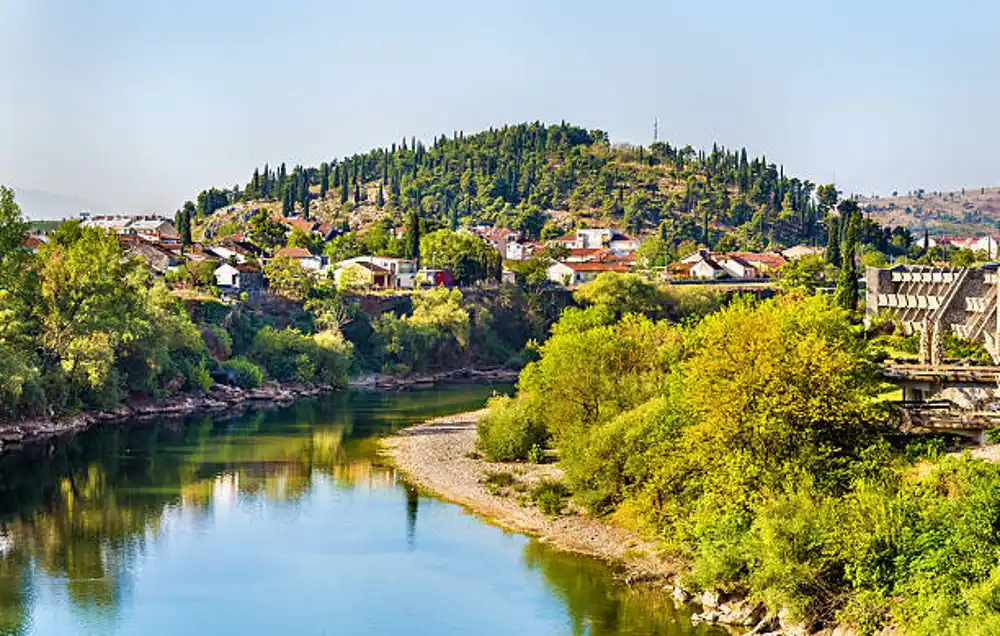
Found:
<box><xmin>547</xmin><ymin>261</ymin><xmax>629</xmax><ymax>286</ymax></box>
<box><xmin>689</xmin><ymin>254</ymin><xmax>727</xmax><ymax>280</ymax></box>
<box><xmin>214</xmin><ymin>263</ymin><xmax>265</xmax><ymax>292</ymax></box>
<box><xmin>782</xmin><ymin>245</ymin><xmax>825</xmax><ymax>261</ymax></box>
<box><xmin>718</xmin><ymin>255</ymin><xmax>757</xmax><ymax>279</ymax></box>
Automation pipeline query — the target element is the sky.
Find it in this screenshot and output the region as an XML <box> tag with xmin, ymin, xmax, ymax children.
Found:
<box><xmin>2</xmin><ymin>0</ymin><xmax>999</xmax><ymax>217</ymax></box>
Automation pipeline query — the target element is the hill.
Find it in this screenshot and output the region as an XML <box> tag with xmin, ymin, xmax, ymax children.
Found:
<box><xmin>183</xmin><ymin>122</ymin><xmax>831</xmax><ymax>253</ymax></box>
<box><xmin>859</xmin><ymin>186</ymin><xmax>1000</xmax><ymax>238</ymax></box>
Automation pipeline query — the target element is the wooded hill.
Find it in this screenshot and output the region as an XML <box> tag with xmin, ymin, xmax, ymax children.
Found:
<box><xmin>184</xmin><ymin>122</ymin><xmax>833</xmax><ymax>251</ymax></box>
<box><xmin>858</xmin><ymin>186</ymin><xmax>1000</xmax><ymax>238</ymax></box>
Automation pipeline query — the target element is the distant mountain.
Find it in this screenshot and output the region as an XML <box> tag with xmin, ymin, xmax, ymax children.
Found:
<box><xmin>859</xmin><ymin>187</ymin><xmax>1000</xmax><ymax>237</ymax></box>
<box><xmin>12</xmin><ymin>187</ymin><xmax>116</xmax><ymax>220</ymax></box>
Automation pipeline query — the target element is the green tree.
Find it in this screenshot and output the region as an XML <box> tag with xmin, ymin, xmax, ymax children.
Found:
<box><xmin>247</xmin><ymin>211</ymin><xmax>287</xmax><ymax>252</ymax></box>
<box><xmin>265</xmin><ymin>255</ymin><xmax>313</xmax><ymax>302</ymax></box>
<box><xmin>405</xmin><ymin>208</ymin><xmax>421</xmax><ymax>264</ymax></box>
<box><xmin>834</xmin><ymin>201</ymin><xmax>860</xmax><ymax>311</ymax></box>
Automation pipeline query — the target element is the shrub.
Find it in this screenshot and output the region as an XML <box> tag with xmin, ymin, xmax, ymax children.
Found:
<box><xmin>225</xmin><ymin>356</ymin><xmax>264</xmax><ymax>389</ymax></box>
<box><xmin>532</xmin><ymin>480</ymin><xmax>569</xmax><ymax>516</ymax></box>
<box><xmin>527</xmin><ymin>444</ymin><xmax>545</xmax><ymax>464</ymax></box>
<box><xmin>187</xmin><ymin>361</ymin><xmax>213</xmax><ymax>392</ymax></box>
<box><xmin>477</xmin><ymin>395</ymin><xmax>548</xmax><ymax>462</ymax></box>
<box><xmin>482</xmin><ymin>470</ymin><xmax>517</xmax><ymax>495</ymax></box>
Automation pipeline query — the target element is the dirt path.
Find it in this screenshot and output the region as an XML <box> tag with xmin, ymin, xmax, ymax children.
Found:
<box><xmin>380</xmin><ymin>409</ymin><xmax>681</xmax><ymax>581</ymax></box>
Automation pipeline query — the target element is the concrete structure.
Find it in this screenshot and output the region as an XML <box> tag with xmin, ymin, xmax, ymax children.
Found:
<box><xmin>866</xmin><ymin>265</ymin><xmax>1000</xmax><ymax>365</ymax></box>
<box><xmin>83</xmin><ymin>215</ymin><xmax>179</xmax><ymax>242</ymax></box>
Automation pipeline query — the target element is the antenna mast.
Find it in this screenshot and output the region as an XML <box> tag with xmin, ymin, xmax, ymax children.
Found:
<box><xmin>653</xmin><ymin>118</ymin><xmax>659</xmax><ymax>143</ymax></box>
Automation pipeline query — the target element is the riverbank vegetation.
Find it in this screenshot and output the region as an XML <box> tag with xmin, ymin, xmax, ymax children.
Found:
<box><xmin>477</xmin><ymin>272</ymin><xmax>1000</xmax><ymax>634</ymax></box>
<box><xmin>0</xmin><ymin>187</ymin><xmax>572</xmax><ymax>423</ymax></box>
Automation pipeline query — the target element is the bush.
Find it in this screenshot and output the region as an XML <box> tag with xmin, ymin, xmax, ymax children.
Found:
<box><xmin>482</xmin><ymin>470</ymin><xmax>517</xmax><ymax>495</ymax></box>
<box><xmin>225</xmin><ymin>356</ymin><xmax>264</xmax><ymax>389</ymax></box>
<box><xmin>187</xmin><ymin>361</ymin><xmax>213</xmax><ymax>392</ymax></box>
<box><xmin>532</xmin><ymin>480</ymin><xmax>569</xmax><ymax>516</ymax></box>
<box><xmin>249</xmin><ymin>326</ymin><xmax>353</xmax><ymax>387</ymax></box>
<box><xmin>477</xmin><ymin>395</ymin><xmax>548</xmax><ymax>462</ymax></box>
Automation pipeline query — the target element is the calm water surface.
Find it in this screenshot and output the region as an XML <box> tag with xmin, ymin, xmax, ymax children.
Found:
<box><xmin>0</xmin><ymin>386</ymin><xmax>723</xmax><ymax>636</ymax></box>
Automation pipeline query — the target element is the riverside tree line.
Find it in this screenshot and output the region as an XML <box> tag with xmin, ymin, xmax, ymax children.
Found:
<box><xmin>477</xmin><ymin>272</ymin><xmax>1000</xmax><ymax>635</ymax></box>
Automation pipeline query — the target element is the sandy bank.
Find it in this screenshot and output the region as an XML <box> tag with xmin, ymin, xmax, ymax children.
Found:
<box><xmin>379</xmin><ymin>408</ymin><xmax>680</xmax><ymax>582</ymax></box>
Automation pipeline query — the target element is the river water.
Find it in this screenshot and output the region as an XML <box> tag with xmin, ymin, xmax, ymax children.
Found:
<box><xmin>0</xmin><ymin>387</ymin><xmax>723</xmax><ymax>636</ymax></box>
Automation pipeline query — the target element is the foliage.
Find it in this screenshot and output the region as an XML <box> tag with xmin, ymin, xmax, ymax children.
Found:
<box><xmin>375</xmin><ymin>288</ymin><xmax>470</xmax><ymax>372</ymax></box>
<box><xmin>532</xmin><ymin>480</ymin><xmax>570</xmax><ymax>516</ymax></box>
<box><xmin>419</xmin><ymin>229</ymin><xmax>501</xmax><ymax>284</ymax></box>
<box><xmin>264</xmin><ymin>255</ymin><xmax>313</xmax><ymax>301</ymax></box>
<box><xmin>249</xmin><ymin>326</ymin><xmax>353</xmax><ymax>386</ymax></box>
<box><xmin>224</xmin><ymin>356</ymin><xmax>264</xmax><ymax>389</ymax></box>
<box><xmin>572</xmin><ymin>273</ymin><xmax>667</xmax><ymax>320</ymax></box>
<box><xmin>777</xmin><ymin>254</ymin><xmax>829</xmax><ymax>293</ymax></box>
<box><xmin>476</xmin><ymin>395</ymin><xmax>548</xmax><ymax>461</ymax></box>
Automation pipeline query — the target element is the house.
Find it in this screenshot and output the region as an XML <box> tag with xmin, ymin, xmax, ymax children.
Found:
<box><xmin>689</xmin><ymin>254</ymin><xmax>727</xmax><ymax>280</ymax></box>
<box><xmin>505</xmin><ymin>241</ymin><xmax>538</xmax><ymax>261</ymax></box>
<box><xmin>564</xmin><ymin>248</ymin><xmax>604</xmax><ymax>263</ymax></box>
<box><xmin>83</xmin><ymin>215</ymin><xmax>178</xmax><ymax>242</ymax></box>
<box><xmin>935</xmin><ymin>236</ymin><xmax>1000</xmax><ymax>258</ymax></box>
<box><xmin>119</xmin><ymin>235</ymin><xmax>185</xmax><ymax>274</ymax></box>
<box><xmin>782</xmin><ymin>245</ymin><xmax>825</xmax><ymax>261</ymax></box>
<box><xmin>332</xmin><ymin>261</ymin><xmax>392</xmax><ymax>289</ymax></box>
<box><xmin>273</xmin><ymin>247</ymin><xmax>325</xmax><ymax>271</ymax></box>
<box><xmin>416</xmin><ymin>268</ymin><xmax>455</xmax><ymax>287</ymax></box>
<box><xmin>550</xmin><ymin>228</ymin><xmax>641</xmax><ymax>254</ymax></box>
<box><xmin>726</xmin><ymin>251</ymin><xmax>787</xmax><ymax>274</ymax></box>
<box><xmin>546</xmin><ymin>261</ymin><xmax>629</xmax><ymax>286</ymax></box>
<box><xmin>474</xmin><ymin>226</ymin><xmax>522</xmax><ymax>257</ymax></box>
<box><xmin>334</xmin><ymin>256</ymin><xmax>418</xmax><ymax>288</ymax></box>
<box><xmin>21</xmin><ymin>233</ymin><xmax>45</xmax><ymax>253</ymax></box>
<box><xmin>717</xmin><ymin>255</ymin><xmax>757</xmax><ymax>279</ymax></box>
<box><xmin>608</xmin><ymin>232</ymin><xmax>641</xmax><ymax>253</ymax></box>
<box><xmin>208</xmin><ymin>240</ymin><xmax>263</xmax><ymax>264</ymax></box>
<box><xmin>214</xmin><ymin>263</ymin><xmax>265</xmax><ymax>295</ymax></box>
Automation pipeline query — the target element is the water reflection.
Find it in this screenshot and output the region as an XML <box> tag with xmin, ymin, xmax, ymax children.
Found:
<box><xmin>0</xmin><ymin>387</ymin><xmax>721</xmax><ymax>636</ymax></box>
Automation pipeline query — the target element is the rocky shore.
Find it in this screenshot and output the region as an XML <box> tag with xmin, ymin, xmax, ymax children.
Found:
<box><xmin>0</xmin><ymin>382</ymin><xmax>335</xmax><ymax>456</ymax></box>
<box><xmin>380</xmin><ymin>408</ymin><xmax>879</xmax><ymax>636</ymax></box>
<box><xmin>349</xmin><ymin>366</ymin><xmax>519</xmax><ymax>391</ymax></box>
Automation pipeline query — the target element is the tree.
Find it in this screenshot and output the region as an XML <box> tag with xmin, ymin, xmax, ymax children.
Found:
<box><xmin>573</xmin><ymin>273</ymin><xmax>667</xmax><ymax>320</ymax></box>
<box><xmin>834</xmin><ymin>202</ymin><xmax>860</xmax><ymax>311</ymax></box>
<box><xmin>247</xmin><ymin>211</ymin><xmax>287</xmax><ymax>253</ymax></box>
<box><xmin>825</xmin><ymin>216</ymin><xmax>841</xmax><ymax>267</ymax></box>
<box><xmin>286</xmin><ymin>227</ymin><xmax>319</xmax><ymax>253</ymax></box>
<box><xmin>265</xmin><ymin>256</ymin><xmax>313</xmax><ymax>301</ymax></box>
<box><xmin>420</xmin><ymin>229</ymin><xmax>501</xmax><ymax>285</ymax></box>
<box><xmin>777</xmin><ymin>254</ymin><xmax>827</xmax><ymax>293</ymax></box>
<box><xmin>320</xmin><ymin>163</ymin><xmax>330</xmax><ymax>199</ymax></box>
<box><xmin>377</xmin><ymin>183</ymin><xmax>385</xmax><ymax>208</ymax></box>
<box><xmin>405</xmin><ymin>208</ymin><xmax>421</xmax><ymax>264</ymax></box>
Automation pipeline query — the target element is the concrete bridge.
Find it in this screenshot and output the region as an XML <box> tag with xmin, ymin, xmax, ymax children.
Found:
<box><xmin>881</xmin><ymin>362</ymin><xmax>1000</xmax><ymax>442</ymax></box>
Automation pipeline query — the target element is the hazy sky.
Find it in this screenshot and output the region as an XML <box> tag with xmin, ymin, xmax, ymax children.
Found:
<box><xmin>2</xmin><ymin>0</ymin><xmax>998</xmax><ymax>215</ymax></box>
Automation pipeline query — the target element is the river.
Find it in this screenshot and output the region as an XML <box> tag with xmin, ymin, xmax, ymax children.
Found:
<box><xmin>0</xmin><ymin>386</ymin><xmax>724</xmax><ymax>636</ymax></box>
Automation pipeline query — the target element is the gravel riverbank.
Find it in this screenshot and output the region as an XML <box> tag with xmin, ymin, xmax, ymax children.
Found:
<box><xmin>380</xmin><ymin>408</ymin><xmax>681</xmax><ymax>582</ymax></box>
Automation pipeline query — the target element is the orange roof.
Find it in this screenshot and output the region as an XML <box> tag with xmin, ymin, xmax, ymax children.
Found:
<box><xmin>283</xmin><ymin>218</ymin><xmax>318</xmax><ymax>233</ymax></box>
<box><xmin>22</xmin><ymin>236</ymin><xmax>43</xmax><ymax>249</ymax></box>
<box><xmin>560</xmin><ymin>262</ymin><xmax>630</xmax><ymax>272</ymax></box>
<box><xmin>274</xmin><ymin>247</ymin><xmax>314</xmax><ymax>259</ymax></box>
<box><xmin>726</xmin><ymin>251</ymin><xmax>786</xmax><ymax>269</ymax></box>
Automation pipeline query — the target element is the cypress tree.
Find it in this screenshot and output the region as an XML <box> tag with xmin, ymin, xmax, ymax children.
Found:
<box><xmin>320</xmin><ymin>163</ymin><xmax>329</xmax><ymax>198</ymax></box>
<box><xmin>377</xmin><ymin>183</ymin><xmax>384</xmax><ymax>208</ymax></box>
<box><xmin>354</xmin><ymin>181</ymin><xmax>361</xmax><ymax>204</ymax></box>
<box><xmin>405</xmin><ymin>207</ymin><xmax>421</xmax><ymax>265</ymax></box>
<box><xmin>826</xmin><ymin>216</ymin><xmax>841</xmax><ymax>267</ymax></box>
<box><xmin>834</xmin><ymin>206</ymin><xmax>860</xmax><ymax>311</ymax></box>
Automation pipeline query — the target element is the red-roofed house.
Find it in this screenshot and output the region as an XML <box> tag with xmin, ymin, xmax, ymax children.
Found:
<box><xmin>273</xmin><ymin>247</ymin><xmax>325</xmax><ymax>271</ymax></box>
<box><xmin>546</xmin><ymin>261</ymin><xmax>630</xmax><ymax>286</ymax></box>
